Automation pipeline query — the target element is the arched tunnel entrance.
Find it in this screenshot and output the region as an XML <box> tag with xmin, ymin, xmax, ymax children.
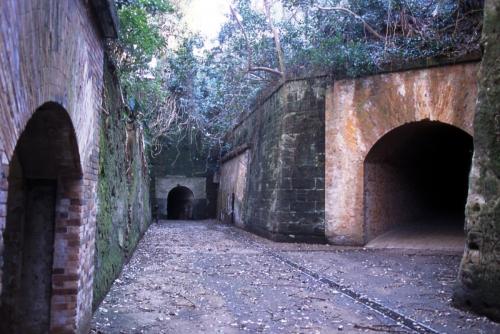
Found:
<box><xmin>0</xmin><ymin>103</ymin><xmax>82</xmax><ymax>332</ymax></box>
<box><xmin>364</xmin><ymin>121</ymin><xmax>473</xmax><ymax>248</ymax></box>
<box><xmin>167</xmin><ymin>186</ymin><xmax>195</xmax><ymax>220</ymax></box>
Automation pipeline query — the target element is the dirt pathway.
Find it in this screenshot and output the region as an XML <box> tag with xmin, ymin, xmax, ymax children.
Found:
<box><xmin>92</xmin><ymin>221</ymin><xmax>499</xmax><ymax>333</ymax></box>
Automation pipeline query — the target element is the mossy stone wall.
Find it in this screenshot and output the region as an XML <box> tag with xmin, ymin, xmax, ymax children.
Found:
<box><xmin>454</xmin><ymin>0</ymin><xmax>500</xmax><ymax>321</ymax></box>
<box><xmin>224</xmin><ymin>77</ymin><xmax>326</xmax><ymax>242</ymax></box>
<box><xmin>151</xmin><ymin>137</ymin><xmax>218</xmax><ymax>220</ymax></box>
<box><xmin>93</xmin><ymin>59</ymin><xmax>152</xmax><ymax>309</ymax></box>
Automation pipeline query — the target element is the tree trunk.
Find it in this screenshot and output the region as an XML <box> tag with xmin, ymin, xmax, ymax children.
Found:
<box><xmin>453</xmin><ymin>0</ymin><xmax>500</xmax><ymax>321</ymax></box>
<box><xmin>263</xmin><ymin>0</ymin><xmax>286</xmax><ymax>76</ymax></box>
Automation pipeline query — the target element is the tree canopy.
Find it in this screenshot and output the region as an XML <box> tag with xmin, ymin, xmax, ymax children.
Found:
<box><xmin>110</xmin><ymin>0</ymin><xmax>483</xmax><ymax>163</ymax></box>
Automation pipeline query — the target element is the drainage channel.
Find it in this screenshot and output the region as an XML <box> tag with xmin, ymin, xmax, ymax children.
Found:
<box><xmin>223</xmin><ymin>225</ymin><xmax>441</xmax><ymax>334</ymax></box>
<box><xmin>268</xmin><ymin>251</ymin><xmax>440</xmax><ymax>334</ymax></box>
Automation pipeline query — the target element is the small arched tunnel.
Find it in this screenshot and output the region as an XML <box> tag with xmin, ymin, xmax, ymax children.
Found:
<box><xmin>167</xmin><ymin>186</ymin><xmax>195</xmax><ymax>220</ymax></box>
<box><xmin>364</xmin><ymin>121</ymin><xmax>473</xmax><ymax>248</ymax></box>
<box><xmin>1</xmin><ymin>103</ymin><xmax>82</xmax><ymax>333</ymax></box>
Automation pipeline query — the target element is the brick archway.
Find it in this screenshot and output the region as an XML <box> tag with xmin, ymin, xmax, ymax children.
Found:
<box><xmin>363</xmin><ymin>120</ymin><xmax>473</xmax><ymax>244</ymax></box>
<box><xmin>325</xmin><ymin>63</ymin><xmax>478</xmax><ymax>245</ymax></box>
<box><xmin>0</xmin><ymin>103</ymin><xmax>85</xmax><ymax>332</ymax></box>
<box><xmin>0</xmin><ymin>1</ymin><xmax>114</xmax><ymax>331</ymax></box>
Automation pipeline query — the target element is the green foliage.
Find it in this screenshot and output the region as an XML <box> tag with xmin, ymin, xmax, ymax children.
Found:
<box><xmin>279</xmin><ymin>0</ymin><xmax>482</xmax><ymax>74</ymax></box>
<box><xmin>119</xmin><ymin>6</ymin><xmax>163</xmax><ymax>64</ymax></box>
<box><xmin>188</xmin><ymin>0</ymin><xmax>483</xmax><ymax>148</ymax></box>
<box><xmin>116</xmin><ymin>0</ymin><xmax>173</xmax><ymax>71</ymax></box>
<box><xmin>110</xmin><ymin>0</ymin><xmax>190</xmax><ymax>159</ymax></box>
<box><xmin>109</xmin><ymin>0</ymin><xmax>483</xmax><ymax>167</ymax></box>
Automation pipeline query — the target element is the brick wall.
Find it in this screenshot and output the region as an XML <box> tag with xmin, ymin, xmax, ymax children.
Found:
<box><xmin>325</xmin><ymin>62</ymin><xmax>479</xmax><ymax>245</ymax></box>
<box><xmin>0</xmin><ymin>1</ymin><xmax>110</xmax><ymax>332</ymax></box>
<box><xmin>222</xmin><ymin>63</ymin><xmax>478</xmax><ymax>246</ymax></box>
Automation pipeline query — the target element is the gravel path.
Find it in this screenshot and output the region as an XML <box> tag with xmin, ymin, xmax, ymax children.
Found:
<box><xmin>92</xmin><ymin>220</ymin><xmax>500</xmax><ymax>334</ymax></box>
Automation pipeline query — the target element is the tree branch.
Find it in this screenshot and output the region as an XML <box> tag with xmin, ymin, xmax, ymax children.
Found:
<box><xmin>230</xmin><ymin>6</ymin><xmax>252</xmax><ymax>72</ymax></box>
<box><xmin>249</xmin><ymin>66</ymin><xmax>284</xmax><ymax>76</ymax></box>
<box><xmin>230</xmin><ymin>5</ymin><xmax>283</xmax><ymax>78</ymax></box>
<box><xmin>317</xmin><ymin>5</ymin><xmax>385</xmax><ymax>40</ymax></box>
<box><xmin>263</xmin><ymin>0</ymin><xmax>286</xmax><ymax>75</ymax></box>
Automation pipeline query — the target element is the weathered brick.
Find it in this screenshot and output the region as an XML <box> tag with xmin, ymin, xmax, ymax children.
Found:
<box><xmin>217</xmin><ymin>77</ymin><xmax>326</xmax><ymax>242</ymax></box>
<box><xmin>325</xmin><ymin>63</ymin><xmax>478</xmax><ymax>245</ymax></box>
<box><xmin>0</xmin><ymin>0</ymin><xmax>110</xmax><ymax>330</ymax></box>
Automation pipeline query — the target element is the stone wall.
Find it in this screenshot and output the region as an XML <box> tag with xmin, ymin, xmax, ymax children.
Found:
<box><xmin>0</xmin><ymin>1</ymin><xmax>115</xmax><ymax>332</ymax></box>
<box><xmin>218</xmin><ymin>149</ymin><xmax>250</xmax><ymax>227</ymax></box>
<box><xmin>325</xmin><ymin>63</ymin><xmax>479</xmax><ymax>245</ymax></box>
<box><xmin>221</xmin><ymin>63</ymin><xmax>479</xmax><ymax>248</ymax></box>
<box><xmin>454</xmin><ymin>0</ymin><xmax>500</xmax><ymax>321</ymax></box>
<box><xmin>92</xmin><ymin>58</ymin><xmax>152</xmax><ymax>310</ymax></box>
<box><xmin>155</xmin><ymin>176</ymin><xmax>208</xmax><ymax>219</ymax></box>
<box><xmin>151</xmin><ymin>137</ymin><xmax>218</xmax><ymax>220</ymax></box>
<box><xmin>222</xmin><ymin>78</ymin><xmax>326</xmax><ymax>242</ymax></box>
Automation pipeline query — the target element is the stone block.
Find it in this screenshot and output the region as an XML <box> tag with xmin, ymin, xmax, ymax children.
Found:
<box><xmin>291</xmin><ymin>178</ymin><xmax>315</xmax><ymax>190</ymax></box>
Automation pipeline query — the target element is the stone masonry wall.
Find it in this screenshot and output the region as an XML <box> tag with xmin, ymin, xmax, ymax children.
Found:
<box><xmin>325</xmin><ymin>63</ymin><xmax>479</xmax><ymax>245</ymax></box>
<box><xmin>152</xmin><ymin>138</ymin><xmax>218</xmax><ymax>220</ymax></box>
<box><xmin>218</xmin><ymin>149</ymin><xmax>250</xmax><ymax>227</ymax></box>
<box><xmin>0</xmin><ymin>1</ymin><xmax>113</xmax><ymax>332</ymax></box>
<box><xmin>223</xmin><ymin>78</ymin><xmax>326</xmax><ymax>242</ymax></box>
<box><xmin>155</xmin><ymin>176</ymin><xmax>208</xmax><ymax>219</ymax></box>
<box><xmin>93</xmin><ymin>58</ymin><xmax>152</xmax><ymax>310</ymax></box>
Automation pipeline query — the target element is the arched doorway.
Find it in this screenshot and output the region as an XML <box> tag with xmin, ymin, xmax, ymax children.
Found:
<box><xmin>0</xmin><ymin>103</ymin><xmax>82</xmax><ymax>333</ymax></box>
<box><xmin>364</xmin><ymin>121</ymin><xmax>473</xmax><ymax>246</ymax></box>
<box><xmin>167</xmin><ymin>186</ymin><xmax>195</xmax><ymax>220</ymax></box>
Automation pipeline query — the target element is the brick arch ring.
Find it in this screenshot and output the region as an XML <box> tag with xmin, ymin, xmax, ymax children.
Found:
<box><xmin>0</xmin><ymin>102</ymin><xmax>87</xmax><ymax>332</ymax></box>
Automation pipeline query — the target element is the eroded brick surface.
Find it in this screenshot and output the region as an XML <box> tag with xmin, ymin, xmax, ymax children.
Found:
<box><xmin>325</xmin><ymin>63</ymin><xmax>479</xmax><ymax>245</ymax></box>
<box><xmin>0</xmin><ymin>1</ymin><xmax>110</xmax><ymax>332</ymax></box>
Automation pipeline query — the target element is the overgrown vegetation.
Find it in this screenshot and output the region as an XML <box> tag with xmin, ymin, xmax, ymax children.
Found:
<box><xmin>110</xmin><ymin>0</ymin><xmax>483</xmax><ymax>164</ymax></box>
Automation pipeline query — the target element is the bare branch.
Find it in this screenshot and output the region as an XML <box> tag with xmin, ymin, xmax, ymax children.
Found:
<box><xmin>230</xmin><ymin>6</ymin><xmax>252</xmax><ymax>72</ymax></box>
<box><xmin>317</xmin><ymin>5</ymin><xmax>385</xmax><ymax>40</ymax></box>
<box><xmin>249</xmin><ymin>66</ymin><xmax>284</xmax><ymax>76</ymax></box>
<box><xmin>230</xmin><ymin>5</ymin><xmax>283</xmax><ymax>78</ymax></box>
<box><xmin>263</xmin><ymin>0</ymin><xmax>286</xmax><ymax>75</ymax></box>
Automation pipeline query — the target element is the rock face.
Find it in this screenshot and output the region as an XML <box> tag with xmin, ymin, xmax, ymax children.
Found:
<box><xmin>0</xmin><ymin>1</ymin><xmax>115</xmax><ymax>332</ymax></box>
<box><xmin>453</xmin><ymin>0</ymin><xmax>500</xmax><ymax>321</ymax></box>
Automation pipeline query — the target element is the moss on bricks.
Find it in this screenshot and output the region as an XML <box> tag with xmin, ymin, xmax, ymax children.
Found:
<box><xmin>93</xmin><ymin>60</ymin><xmax>152</xmax><ymax>310</ymax></box>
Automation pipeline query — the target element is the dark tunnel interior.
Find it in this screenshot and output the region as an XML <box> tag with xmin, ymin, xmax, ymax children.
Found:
<box><xmin>1</xmin><ymin>104</ymin><xmax>81</xmax><ymax>333</ymax></box>
<box><xmin>167</xmin><ymin>186</ymin><xmax>195</xmax><ymax>220</ymax></box>
<box><xmin>364</xmin><ymin>121</ymin><xmax>474</xmax><ymax>242</ymax></box>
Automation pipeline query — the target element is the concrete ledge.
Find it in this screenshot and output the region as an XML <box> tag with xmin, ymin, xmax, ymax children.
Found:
<box><xmin>221</xmin><ymin>144</ymin><xmax>251</xmax><ymax>163</ymax></box>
